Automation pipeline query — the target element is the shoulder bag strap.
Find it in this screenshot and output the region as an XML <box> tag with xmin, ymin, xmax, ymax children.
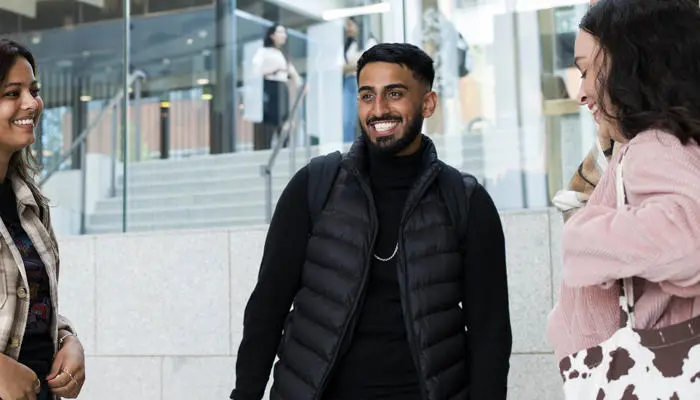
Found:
<box><xmin>616</xmin><ymin>155</ymin><xmax>636</xmax><ymax>329</ymax></box>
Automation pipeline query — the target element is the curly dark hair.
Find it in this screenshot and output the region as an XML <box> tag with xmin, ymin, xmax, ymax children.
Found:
<box><xmin>580</xmin><ymin>0</ymin><xmax>700</xmax><ymax>144</ymax></box>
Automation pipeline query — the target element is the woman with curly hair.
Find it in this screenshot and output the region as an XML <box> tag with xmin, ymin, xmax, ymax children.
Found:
<box><xmin>549</xmin><ymin>0</ymin><xmax>700</xmax><ymax>397</ymax></box>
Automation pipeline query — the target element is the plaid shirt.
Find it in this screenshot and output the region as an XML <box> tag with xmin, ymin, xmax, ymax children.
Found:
<box><xmin>0</xmin><ymin>174</ymin><xmax>74</xmax><ymax>359</ymax></box>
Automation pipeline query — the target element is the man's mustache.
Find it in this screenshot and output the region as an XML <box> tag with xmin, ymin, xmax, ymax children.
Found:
<box><xmin>366</xmin><ymin>115</ymin><xmax>402</xmax><ymax>125</ymax></box>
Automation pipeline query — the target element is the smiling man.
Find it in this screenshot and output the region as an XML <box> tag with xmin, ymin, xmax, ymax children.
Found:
<box><xmin>231</xmin><ymin>43</ymin><xmax>512</xmax><ymax>400</ymax></box>
<box><xmin>356</xmin><ymin>55</ymin><xmax>428</xmax><ymax>156</ymax></box>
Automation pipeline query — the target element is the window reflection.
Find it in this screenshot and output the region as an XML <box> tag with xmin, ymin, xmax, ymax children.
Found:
<box><xmin>0</xmin><ymin>0</ymin><xmax>599</xmax><ymax>213</ymax></box>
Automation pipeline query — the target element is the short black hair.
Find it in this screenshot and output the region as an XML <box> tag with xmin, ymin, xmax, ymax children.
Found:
<box><xmin>356</xmin><ymin>43</ymin><xmax>435</xmax><ymax>90</ymax></box>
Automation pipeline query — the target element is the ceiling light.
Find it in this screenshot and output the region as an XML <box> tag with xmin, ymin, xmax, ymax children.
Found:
<box><xmin>322</xmin><ymin>2</ymin><xmax>391</xmax><ymax>21</ymax></box>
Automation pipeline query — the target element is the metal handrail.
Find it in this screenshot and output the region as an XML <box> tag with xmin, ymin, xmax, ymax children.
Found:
<box><xmin>38</xmin><ymin>70</ymin><xmax>145</xmax><ymax>234</ymax></box>
<box><xmin>38</xmin><ymin>70</ymin><xmax>146</xmax><ymax>187</ymax></box>
<box><xmin>261</xmin><ymin>80</ymin><xmax>310</xmax><ymax>222</ymax></box>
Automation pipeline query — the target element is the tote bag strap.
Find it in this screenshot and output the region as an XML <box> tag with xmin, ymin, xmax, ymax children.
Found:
<box><xmin>616</xmin><ymin>156</ymin><xmax>636</xmax><ymax>329</ymax></box>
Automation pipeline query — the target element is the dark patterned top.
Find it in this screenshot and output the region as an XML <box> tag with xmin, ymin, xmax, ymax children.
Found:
<box><xmin>0</xmin><ymin>180</ymin><xmax>53</xmax><ymax>376</ymax></box>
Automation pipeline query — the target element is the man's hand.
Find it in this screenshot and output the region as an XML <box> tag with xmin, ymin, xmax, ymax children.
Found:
<box><xmin>0</xmin><ymin>353</ymin><xmax>40</xmax><ymax>400</ymax></box>
<box><xmin>47</xmin><ymin>335</ymin><xmax>85</xmax><ymax>399</ymax></box>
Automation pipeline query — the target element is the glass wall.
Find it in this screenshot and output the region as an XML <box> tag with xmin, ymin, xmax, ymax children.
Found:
<box><xmin>0</xmin><ymin>0</ymin><xmax>594</xmax><ymax>234</ymax></box>
<box><xmin>0</xmin><ymin>1</ymin><xmax>129</xmax><ymax>233</ymax></box>
<box><xmin>401</xmin><ymin>0</ymin><xmax>595</xmax><ymax>210</ymax></box>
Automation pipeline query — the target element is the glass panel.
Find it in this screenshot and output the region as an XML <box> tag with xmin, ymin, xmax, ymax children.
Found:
<box><xmin>3</xmin><ymin>0</ymin><xmax>567</xmax><ymax>234</ymax></box>
<box><xmin>425</xmin><ymin>0</ymin><xmax>595</xmax><ymax>210</ymax></box>
<box><xmin>41</xmin><ymin>106</ymin><xmax>73</xmax><ymax>171</ymax></box>
<box><xmin>168</xmin><ymin>88</ymin><xmax>211</xmax><ymax>158</ymax></box>
<box><xmin>3</xmin><ymin>1</ymin><xmax>127</xmax><ymax>235</ymax></box>
<box><xmin>112</xmin><ymin>0</ymin><xmax>399</xmax><ymax>230</ymax></box>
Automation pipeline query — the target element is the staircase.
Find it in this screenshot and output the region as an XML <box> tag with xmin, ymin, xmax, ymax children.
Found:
<box><xmin>86</xmin><ymin>135</ymin><xmax>486</xmax><ymax>234</ymax></box>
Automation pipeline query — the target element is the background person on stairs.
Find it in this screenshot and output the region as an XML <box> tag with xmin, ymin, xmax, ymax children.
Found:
<box><xmin>251</xmin><ymin>23</ymin><xmax>302</xmax><ymax>150</ymax></box>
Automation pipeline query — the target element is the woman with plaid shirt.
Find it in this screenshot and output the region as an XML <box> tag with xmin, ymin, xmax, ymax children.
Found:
<box><xmin>0</xmin><ymin>40</ymin><xmax>85</xmax><ymax>400</ymax></box>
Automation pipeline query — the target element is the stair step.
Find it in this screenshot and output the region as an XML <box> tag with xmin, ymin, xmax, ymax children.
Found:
<box><xmin>86</xmin><ymin>215</ymin><xmax>267</xmax><ymax>234</ymax></box>
<box><xmin>128</xmin><ymin>148</ymin><xmax>319</xmax><ymax>172</ymax></box>
<box><xmin>115</xmin><ymin>174</ymin><xmax>293</xmax><ymax>196</ymax></box>
<box><xmin>94</xmin><ymin>187</ymin><xmax>286</xmax><ymax>213</ymax></box>
<box><xmin>126</xmin><ymin>162</ymin><xmax>298</xmax><ymax>180</ymax></box>
<box><xmin>85</xmin><ymin>134</ymin><xmax>489</xmax><ymax>233</ymax></box>
<box><xmin>88</xmin><ymin>201</ymin><xmax>278</xmax><ymax>226</ymax></box>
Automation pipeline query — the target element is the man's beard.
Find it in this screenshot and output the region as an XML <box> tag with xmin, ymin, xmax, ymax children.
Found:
<box><xmin>360</xmin><ymin>108</ymin><xmax>424</xmax><ymax>156</ymax></box>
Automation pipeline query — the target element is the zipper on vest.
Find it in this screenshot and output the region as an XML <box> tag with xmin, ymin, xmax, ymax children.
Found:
<box><xmin>397</xmin><ymin>166</ymin><xmax>439</xmax><ymax>400</ymax></box>
<box><xmin>315</xmin><ymin>175</ymin><xmax>378</xmax><ymax>400</ymax></box>
<box><xmin>398</xmin><ymin>231</ymin><xmax>429</xmax><ymax>400</ymax></box>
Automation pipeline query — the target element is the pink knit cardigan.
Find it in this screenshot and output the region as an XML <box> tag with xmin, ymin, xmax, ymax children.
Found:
<box><xmin>548</xmin><ymin>130</ymin><xmax>700</xmax><ymax>359</ymax></box>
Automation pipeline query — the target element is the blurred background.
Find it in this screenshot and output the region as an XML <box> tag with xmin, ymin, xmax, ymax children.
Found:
<box><xmin>1</xmin><ymin>0</ymin><xmax>595</xmax><ymax>235</ymax></box>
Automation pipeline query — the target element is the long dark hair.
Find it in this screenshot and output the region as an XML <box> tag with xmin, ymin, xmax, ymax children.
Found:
<box><xmin>580</xmin><ymin>0</ymin><xmax>700</xmax><ymax>144</ymax></box>
<box><xmin>263</xmin><ymin>24</ymin><xmax>282</xmax><ymax>48</ymax></box>
<box><xmin>0</xmin><ymin>39</ymin><xmax>49</xmax><ymax>224</ymax></box>
<box><xmin>344</xmin><ymin>17</ymin><xmax>359</xmax><ymax>62</ymax></box>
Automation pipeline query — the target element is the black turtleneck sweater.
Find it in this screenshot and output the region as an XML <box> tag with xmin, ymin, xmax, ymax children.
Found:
<box><xmin>233</xmin><ymin>143</ymin><xmax>510</xmax><ymax>400</ymax></box>
<box><xmin>321</xmin><ymin>146</ymin><xmax>424</xmax><ymax>399</ymax></box>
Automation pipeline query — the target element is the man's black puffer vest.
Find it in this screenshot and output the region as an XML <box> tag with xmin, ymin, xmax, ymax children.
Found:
<box><xmin>270</xmin><ymin>137</ymin><xmax>469</xmax><ymax>400</ymax></box>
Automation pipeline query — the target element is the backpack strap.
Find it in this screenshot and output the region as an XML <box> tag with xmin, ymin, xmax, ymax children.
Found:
<box><xmin>437</xmin><ymin>163</ymin><xmax>478</xmax><ymax>251</ymax></box>
<box><xmin>307</xmin><ymin>151</ymin><xmax>343</xmax><ymax>226</ymax></box>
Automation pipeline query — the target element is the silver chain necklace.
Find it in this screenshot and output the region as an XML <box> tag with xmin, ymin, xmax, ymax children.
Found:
<box><xmin>373</xmin><ymin>243</ymin><xmax>399</xmax><ymax>262</ymax></box>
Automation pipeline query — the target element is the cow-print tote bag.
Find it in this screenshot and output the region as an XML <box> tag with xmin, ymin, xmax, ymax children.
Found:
<box><xmin>558</xmin><ymin>154</ymin><xmax>700</xmax><ymax>399</ymax></box>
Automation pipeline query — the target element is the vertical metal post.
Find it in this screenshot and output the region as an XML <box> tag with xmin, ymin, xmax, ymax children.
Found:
<box><xmin>122</xmin><ymin>0</ymin><xmax>131</xmax><ymax>233</ymax></box>
<box><xmin>133</xmin><ymin>77</ymin><xmax>142</xmax><ymax>161</ymax></box>
<box><xmin>304</xmin><ymin>95</ymin><xmax>311</xmax><ymax>162</ymax></box>
<box><xmin>289</xmin><ymin>106</ymin><xmax>296</xmax><ymax>178</ymax></box>
<box><xmin>512</xmin><ymin>12</ymin><xmax>529</xmax><ymax>209</ymax></box>
<box><xmin>110</xmin><ymin>104</ymin><xmax>118</xmax><ymax>197</ymax></box>
<box><xmin>262</xmin><ymin>165</ymin><xmax>272</xmax><ymax>223</ymax></box>
<box><xmin>160</xmin><ymin>100</ymin><xmax>170</xmax><ymax>159</ymax></box>
<box><xmin>212</xmin><ymin>0</ymin><xmax>238</xmax><ymax>154</ymax></box>
<box><xmin>79</xmin><ymin>140</ymin><xmax>87</xmax><ymax>234</ymax></box>
<box><xmin>71</xmin><ymin>77</ymin><xmax>84</xmax><ymax>170</ymax></box>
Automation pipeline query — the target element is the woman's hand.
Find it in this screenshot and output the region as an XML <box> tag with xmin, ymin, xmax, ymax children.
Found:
<box><xmin>0</xmin><ymin>353</ymin><xmax>40</xmax><ymax>400</ymax></box>
<box><xmin>47</xmin><ymin>334</ymin><xmax>85</xmax><ymax>399</ymax></box>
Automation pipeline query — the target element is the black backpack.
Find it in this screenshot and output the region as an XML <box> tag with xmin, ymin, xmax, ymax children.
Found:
<box><xmin>307</xmin><ymin>151</ymin><xmax>478</xmax><ymax>250</ymax></box>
